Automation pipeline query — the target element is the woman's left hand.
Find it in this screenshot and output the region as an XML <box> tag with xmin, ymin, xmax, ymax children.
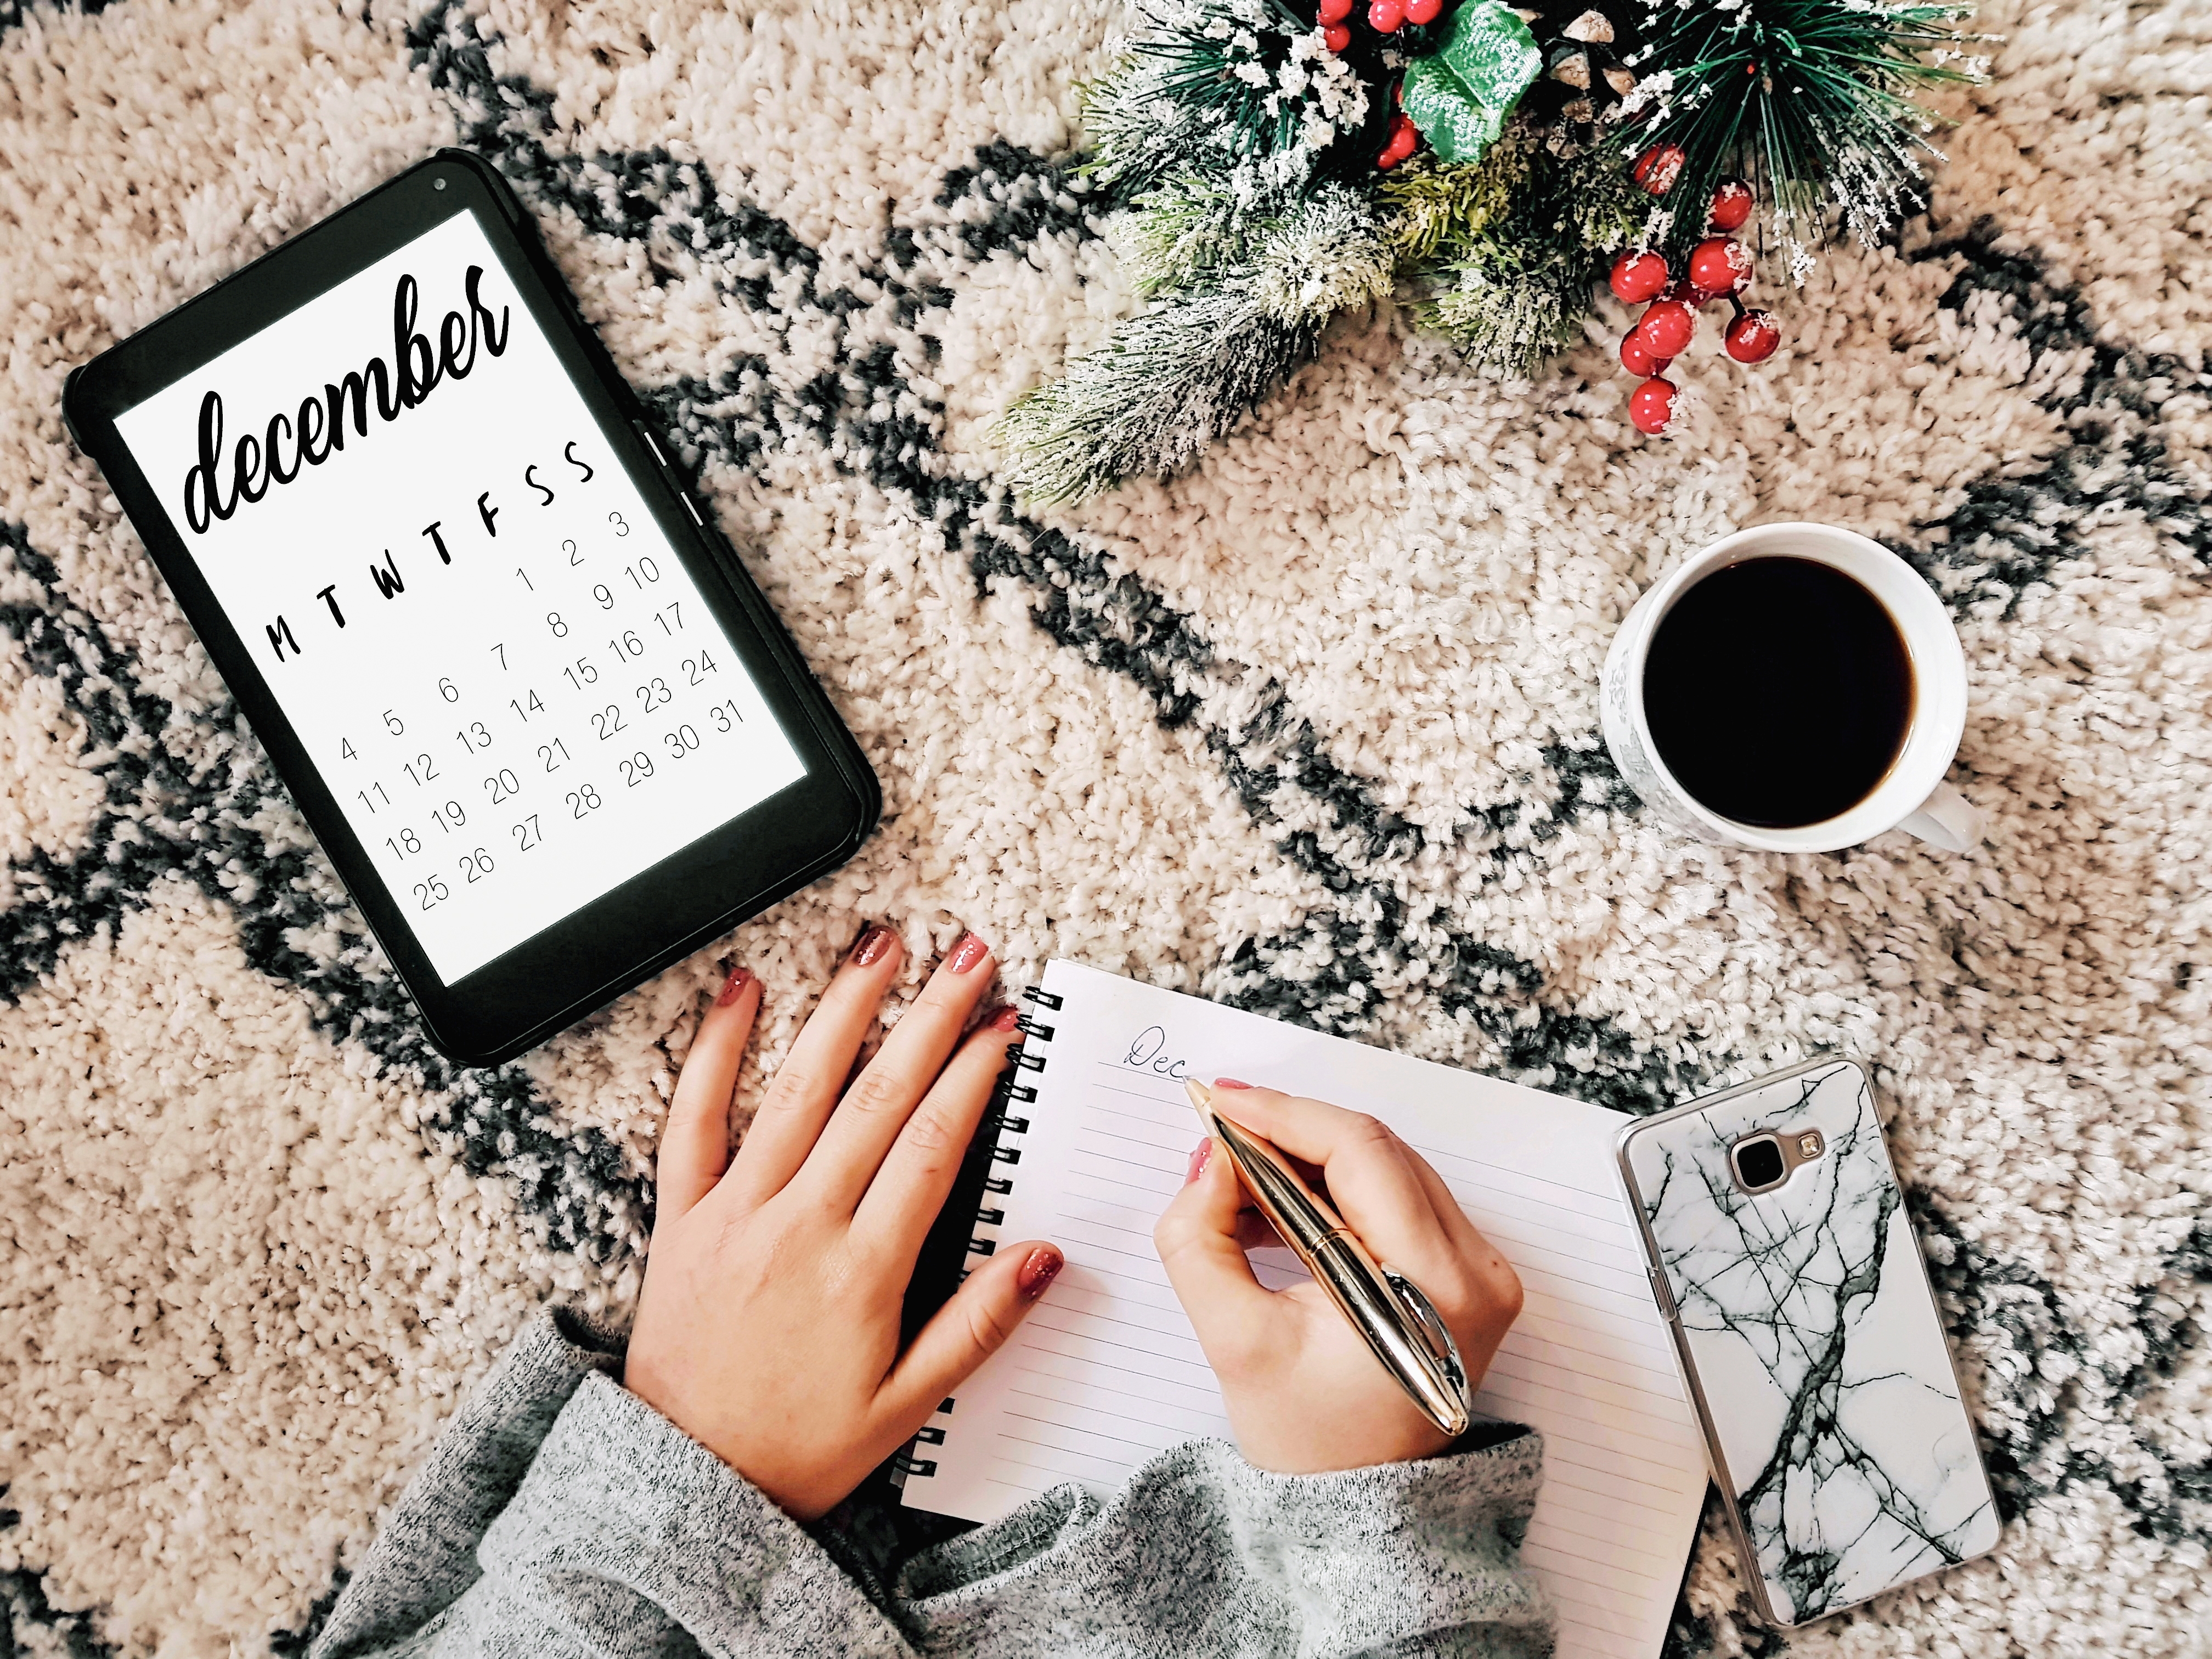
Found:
<box><xmin>624</xmin><ymin>927</ymin><xmax>1062</xmax><ymax>1521</ymax></box>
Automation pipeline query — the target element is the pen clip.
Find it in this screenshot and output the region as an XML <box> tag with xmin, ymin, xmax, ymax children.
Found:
<box><xmin>1383</xmin><ymin>1264</ymin><xmax>1472</xmax><ymax>1427</ymax></box>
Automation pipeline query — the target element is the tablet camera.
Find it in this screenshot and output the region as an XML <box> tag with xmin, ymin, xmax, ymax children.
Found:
<box><xmin>1731</xmin><ymin>1133</ymin><xmax>1788</xmax><ymax>1194</ymax></box>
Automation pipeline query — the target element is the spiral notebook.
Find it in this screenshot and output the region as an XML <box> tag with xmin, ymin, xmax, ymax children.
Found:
<box><xmin>899</xmin><ymin>961</ymin><xmax>1709</xmax><ymax>1659</ymax></box>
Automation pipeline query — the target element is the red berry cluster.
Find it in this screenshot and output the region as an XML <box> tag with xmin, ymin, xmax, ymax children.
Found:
<box><xmin>1318</xmin><ymin>0</ymin><xmax>1439</xmax><ymax>50</ymax></box>
<box><xmin>1318</xmin><ymin>0</ymin><xmax>1440</xmax><ymax>166</ymax></box>
<box><xmin>1610</xmin><ymin>151</ymin><xmax>1782</xmax><ymax>434</ymax></box>
<box><xmin>1378</xmin><ymin>109</ymin><xmax>1419</xmax><ymax>169</ymax></box>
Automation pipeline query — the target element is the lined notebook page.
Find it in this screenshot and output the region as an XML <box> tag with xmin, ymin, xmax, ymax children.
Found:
<box><xmin>901</xmin><ymin>961</ymin><xmax>1708</xmax><ymax>1659</ymax></box>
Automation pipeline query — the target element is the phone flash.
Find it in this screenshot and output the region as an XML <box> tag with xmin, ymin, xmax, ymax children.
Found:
<box><xmin>1798</xmin><ymin>1132</ymin><xmax>1824</xmax><ymax>1158</ymax></box>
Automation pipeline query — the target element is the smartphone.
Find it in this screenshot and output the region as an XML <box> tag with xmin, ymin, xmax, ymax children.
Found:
<box><xmin>1615</xmin><ymin>1057</ymin><xmax>2000</xmax><ymax>1626</ymax></box>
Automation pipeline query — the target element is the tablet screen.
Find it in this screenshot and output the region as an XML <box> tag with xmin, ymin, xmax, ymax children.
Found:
<box><xmin>111</xmin><ymin>207</ymin><xmax>808</xmax><ymax>983</ymax></box>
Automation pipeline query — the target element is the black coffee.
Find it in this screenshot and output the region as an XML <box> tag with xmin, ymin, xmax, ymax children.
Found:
<box><xmin>1643</xmin><ymin>556</ymin><xmax>1914</xmax><ymax>828</ymax></box>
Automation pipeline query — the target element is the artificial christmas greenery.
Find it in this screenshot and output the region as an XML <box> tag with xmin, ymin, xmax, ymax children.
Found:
<box><xmin>1417</xmin><ymin>134</ymin><xmax>1646</xmax><ymax>376</ymax></box>
<box><xmin>996</xmin><ymin>0</ymin><xmax>1389</xmax><ymax>504</ymax></box>
<box><xmin>996</xmin><ymin>0</ymin><xmax>1982</xmax><ymax>501</ymax></box>
<box><xmin>1080</xmin><ymin>0</ymin><xmax>1372</xmax><ymax>208</ymax></box>
<box><xmin>1618</xmin><ymin>0</ymin><xmax>1985</xmax><ymax>265</ymax></box>
<box><xmin>998</xmin><ymin>184</ymin><xmax>1395</xmax><ymax>503</ymax></box>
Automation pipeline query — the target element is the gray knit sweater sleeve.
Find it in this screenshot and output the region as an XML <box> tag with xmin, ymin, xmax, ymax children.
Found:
<box><xmin>311</xmin><ymin>1309</ymin><xmax>1554</xmax><ymax>1659</ymax></box>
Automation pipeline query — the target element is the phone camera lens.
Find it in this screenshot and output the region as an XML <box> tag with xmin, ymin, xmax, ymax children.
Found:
<box><xmin>1733</xmin><ymin>1135</ymin><xmax>1786</xmax><ymax>1191</ymax></box>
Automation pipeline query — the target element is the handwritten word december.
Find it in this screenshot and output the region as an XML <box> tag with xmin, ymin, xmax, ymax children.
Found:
<box><xmin>183</xmin><ymin>266</ymin><xmax>511</xmax><ymax>534</ymax></box>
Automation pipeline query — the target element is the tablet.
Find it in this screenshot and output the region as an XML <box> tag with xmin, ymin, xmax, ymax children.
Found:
<box><xmin>64</xmin><ymin>150</ymin><xmax>878</xmax><ymax>1066</ymax></box>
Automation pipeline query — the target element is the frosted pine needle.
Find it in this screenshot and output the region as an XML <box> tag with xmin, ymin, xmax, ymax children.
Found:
<box><xmin>1416</xmin><ymin>137</ymin><xmax>1643</xmax><ymax>376</ymax></box>
<box><xmin>1081</xmin><ymin>0</ymin><xmax>1369</xmax><ymax>211</ymax></box>
<box><xmin>1624</xmin><ymin>0</ymin><xmax>1987</xmax><ymax>257</ymax></box>
<box><xmin>995</xmin><ymin>291</ymin><xmax>1320</xmax><ymax>505</ymax></box>
<box><xmin>1245</xmin><ymin>185</ymin><xmax>1395</xmax><ymax>324</ymax></box>
<box><xmin>1109</xmin><ymin>176</ymin><xmax>1255</xmax><ymax>296</ymax></box>
<box><xmin>1377</xmin><ymin>148</ymin><xmax>1529</xmax><ymax>263</ymax></box>
<box><xmin>998</xmin><ymin>187</ymin><xmax>1393</xmax><ymax>504</ymax></box>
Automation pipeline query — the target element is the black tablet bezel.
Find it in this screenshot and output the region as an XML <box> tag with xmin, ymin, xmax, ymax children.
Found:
<box><xmin>63</xmin><ymin>149</ymin><xmax>878</xmax><ymax>1067</ymax></box>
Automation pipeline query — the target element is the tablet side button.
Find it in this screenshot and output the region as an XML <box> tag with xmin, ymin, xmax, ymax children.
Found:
<box><xmin>629</xmin><ymin>418</ymin><xmax>701</xmax><ymax>524</ymax></box>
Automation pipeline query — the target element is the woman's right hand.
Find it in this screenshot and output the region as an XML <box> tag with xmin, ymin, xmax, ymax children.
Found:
<box><xmin>1153</xmin><ymin>1081</ymin><xmax>1525</xmax><ymax>1475</ymax></box>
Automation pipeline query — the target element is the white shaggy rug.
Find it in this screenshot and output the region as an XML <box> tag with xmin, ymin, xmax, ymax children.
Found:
<box><xmin>3</xmin><ymin>1</ymin><xmax>2209</xmax><ymax>1654</ymax></box>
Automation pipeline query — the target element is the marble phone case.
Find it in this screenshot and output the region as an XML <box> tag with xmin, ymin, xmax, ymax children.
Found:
<box><xmin>1617</xmin><ymin>1058</ymin><xmax>2000</xmax><ymax>1626</ymax></box>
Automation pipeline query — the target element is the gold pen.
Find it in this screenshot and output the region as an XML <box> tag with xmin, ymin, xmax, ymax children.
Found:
<box><xmin>1184</xmin><ymin>1080</ymin><xmax>1474</xmax><ymax>1438</ymax></box>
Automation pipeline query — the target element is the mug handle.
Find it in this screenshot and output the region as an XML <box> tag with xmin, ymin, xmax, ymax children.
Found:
<box><xmin>1898</xmin><ymin>781</ymin><xmax>1981</xmax><ymax>853</ymax></box>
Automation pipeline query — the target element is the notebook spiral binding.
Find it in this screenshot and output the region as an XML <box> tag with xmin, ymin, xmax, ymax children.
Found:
<box><xmin>892</xmin><ymin>983</ymin><xmax>1062</xmax><ymax>1483</ymax></box>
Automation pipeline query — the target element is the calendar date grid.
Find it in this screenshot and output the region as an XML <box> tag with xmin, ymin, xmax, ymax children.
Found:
<box><xmin>338</xmin><ymin>520</ymin><xmax>760</xmax><ymax>917</ymax></box>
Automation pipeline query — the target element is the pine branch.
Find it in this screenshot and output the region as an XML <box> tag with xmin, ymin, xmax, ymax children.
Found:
<box><xmin>1127</xmin><ymin>0</ymin><xmax>1318</xmax><ymax>156</ymax></box>
<box><xmin>1377</xmin><ymin>147</ymin><xmax>1528</xmax><ymax>263</ymax></box>
<box><xmin>1544</xmin><ymin>139</ymin><xmax>1647</xmax><ymax>260</ymax></box>
<box><xmin>1422</xmin><ymin>267</ymin><xmax>1578</xmax><ymax>378</ymax></box>
<box><xmin>995</xmin><ymin>292</ymin><xmax>1321</xmax><ymax>504</ymax></box>
<box><xmin>1621</xmin><ymin>0</ymin><xmax>1986</xmax><ymax>262</ymax></box>
<box><xmin>1080</xmin><ymin>0</ymin><xmax>1372</xmax><ymax>210</ymax></box>
<box><xmin>1413</xmin><ymin>136</ymin><xmax>1643</xmax><ymax>376</ymax></box>
<box><xmin>997</xmin><ymin>184</ymin><xmax>1393</xmax><ymax>504</ymax></box>
<box><xmin>1244</xmin><ymin>183</ymin><xmax>1396</xmax><ymax>321</ymax></box>
<box><xmin>1110</xmin><ymin>176</ymin><xmax>1257</xmax><ymax>297</ymax></box>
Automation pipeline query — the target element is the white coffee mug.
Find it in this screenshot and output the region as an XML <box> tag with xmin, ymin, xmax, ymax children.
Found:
<box><xmin>1599</xmin><ymin>522</ymin><xmax>1981</xmax><ymax>854</ymax></box>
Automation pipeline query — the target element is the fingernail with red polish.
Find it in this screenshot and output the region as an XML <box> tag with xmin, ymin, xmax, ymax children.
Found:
<box><xmin>1185</xmin><ymin>1139</ymin><xmax>1212</xmax><ymax>1184</ymax></box>
<box><xmin>849</xmin><ymin>924</ymin><xmax>896</xmax><ymax>967</ymax></box>
<box><xmin>988</xmin><ymin>1004</ymin><xmax>1022</xmax><ymax>1032</ymax></box>
<box><xmin>1214</xmin><ymin>1077</ymin><xmax>1254</xmax><ymax>1090</ymax></box>
<box><xmin>716</xmin><ymin>966</ymin><xmax>753</xmax><ymax>1007</ymax></box>
<box><xmin>1017</xmin><ymin>1246</ymin><xmax>1063</xmax><ymax>1300</ymax></box>
<box><xmin>946</xmin><ymin>931</ymin><xmax>991</xmax><ymax>974</ymax></box>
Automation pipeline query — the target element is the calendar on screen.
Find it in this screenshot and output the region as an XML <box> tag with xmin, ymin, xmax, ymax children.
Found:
<box><xmin>112</xmin><ymin>209</ymin><xmax>808</xmax><ymax>982</ymax></box>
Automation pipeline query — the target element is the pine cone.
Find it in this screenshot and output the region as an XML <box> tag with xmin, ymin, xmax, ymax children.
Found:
<box><xmin>1511</xmin><ymin>1</ymin><xmax>1642</xmax><ymax>136</ymax></box>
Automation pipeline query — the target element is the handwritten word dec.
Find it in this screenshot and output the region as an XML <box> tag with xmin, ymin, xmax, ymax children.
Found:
<box><xmin>1119</xmin><ymin>1025</ymin><xmax>1191</xmax><ymax>1082</ymax></box>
